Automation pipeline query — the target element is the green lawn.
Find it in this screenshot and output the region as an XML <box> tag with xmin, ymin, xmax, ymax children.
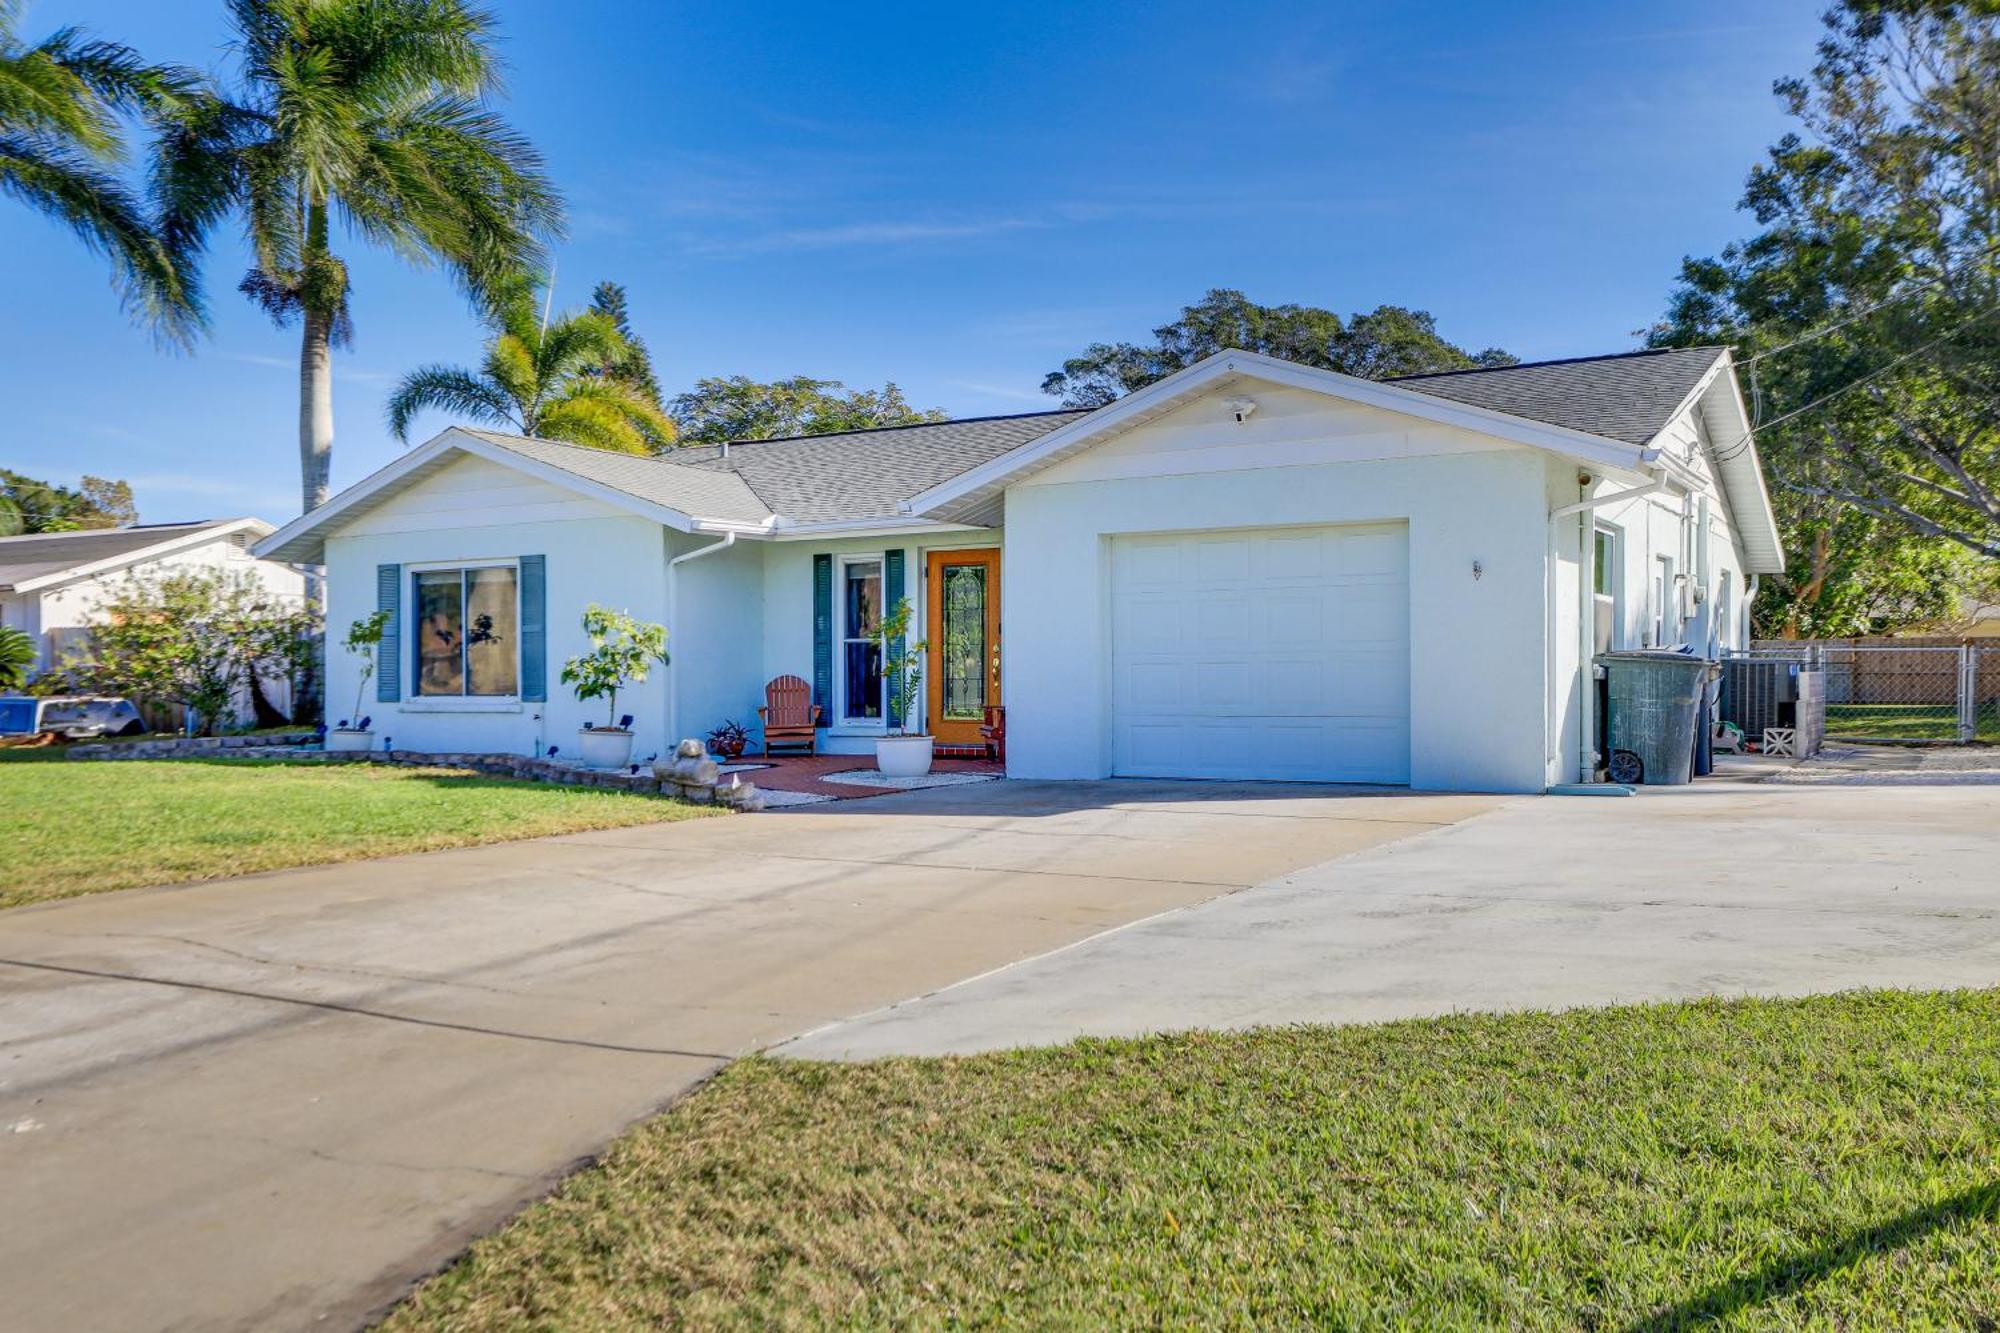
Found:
<box><xmin>0</xmin><ymin>750</ymin><xmax>714</xmax><ymax>910</ymax></box>
<box><xmin>1824</xmin><ymin>702</ymin><xmax>2000</xmax><ymax>742</ymax></box>
<box><xmin>387</xmin><ymin>990</ymin><xmax>2000</xmax><ymax>1331</ymax></box>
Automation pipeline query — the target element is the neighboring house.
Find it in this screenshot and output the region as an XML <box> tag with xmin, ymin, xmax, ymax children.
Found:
<box><xmin>0</xmin><ymin>518</ymin><xmax>305</xmax><ymax>678</ymax></box>
<box><xmin>258</xmin><ymin>347</ymin><xmax>1782</xmax><ymax>793</ymax></box>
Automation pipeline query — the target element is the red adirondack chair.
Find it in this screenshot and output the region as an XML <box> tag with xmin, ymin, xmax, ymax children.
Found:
<box><xmin>979</xmin><ymin>705</ymin><xmax>1006</xmax><ymax>762</ymax></box>
<box><xmin>758</xmin><ymin>675</ymin><xmax>821</xmax><ymax>756</ymax></box>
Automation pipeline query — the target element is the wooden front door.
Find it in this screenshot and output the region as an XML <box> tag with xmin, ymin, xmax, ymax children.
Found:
<box><xmin>926</xmin><ymin>548</ymin><xmax>1000</xmax><ymax>747</ymax></box>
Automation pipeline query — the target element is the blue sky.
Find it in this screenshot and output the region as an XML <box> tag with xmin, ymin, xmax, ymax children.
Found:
<box><xmin>1</xmin><ymin>1</ymin><xmax>1825</xmax><ymax>524</ymax></box>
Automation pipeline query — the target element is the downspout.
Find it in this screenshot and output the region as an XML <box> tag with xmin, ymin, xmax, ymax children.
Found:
<box><xmin>1548</xmin><ymin>471</ymin><xmax>1669</xmax><ymax>789</ymax></box>
<box><xmin>666</xmin><ymin>531</ymin><xmax>737</xmax><ymax>746</ymax></box>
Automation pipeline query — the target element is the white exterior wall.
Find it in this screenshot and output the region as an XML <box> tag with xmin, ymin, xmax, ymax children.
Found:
<box><xmin>26</xmin><ymin>531</ymin><xmax>303</xmax><ymax>676</ymax></box>
<box><xmin>759</xmin><ymin>530</ymin><xmax>998</xmax><ymax>755</ymax></box>
<box><xmin>999</xmin><ymin>385</ymin><xmax>1553</xmax><ymax>793</ymax></box>
<box><xmin>668</xmin><ymin>532</ymin><xmax>763</xmax><ymax>746</ymax></box>
<box><xmin>1546</xmin><ymin>388</ymin><xmax>1756</xmax><ymax>784</ymax></box>
<box><xmin>324</xmin><ymin>457</ymin><xmax>674</xmax><ymax>758</ymax></box>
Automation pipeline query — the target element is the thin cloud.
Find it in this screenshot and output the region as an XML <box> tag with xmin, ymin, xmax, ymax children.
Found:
<box><xmin>943</xmin><ymin>378</ymin><xmax>1048</xmax><ymax>404</ymax></box>
<box><xmin>221</xmin><ymin>351</ymin><xmax>391</xmax><ymax>384</ymax></box>
<box><xmin>694</xmin><ymin>216</ymin><xmax>1046</xmax><ymax>255</ymax></box>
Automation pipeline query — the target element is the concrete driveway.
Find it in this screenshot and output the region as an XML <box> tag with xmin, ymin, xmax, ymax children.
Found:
<box><xmin>0</xmin><ymin>779</ymin><xmax>1497</xmax><ymax>1333</ymax></box>
<box><xmin>782</xmin><ymin>778</ymin><xmax>2000</xmax><ymax>1059</ymax></box>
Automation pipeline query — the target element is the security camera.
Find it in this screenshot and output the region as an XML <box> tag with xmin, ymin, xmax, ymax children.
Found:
<box><xmin>1224</xmin><ymin>396</ymin><xmax>1258</xmax><ymax>423</ymax></box>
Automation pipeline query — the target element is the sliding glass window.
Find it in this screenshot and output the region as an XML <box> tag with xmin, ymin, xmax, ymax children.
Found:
<box><xmin>414</xmin><ymin>565</ymin><xmax>519</xmax><ymax>696</ymax></box>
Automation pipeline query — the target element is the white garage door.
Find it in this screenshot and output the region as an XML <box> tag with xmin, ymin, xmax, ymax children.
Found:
<box><xmin>1110</xmin><ymin>522</ymin><xmax>1410</xmax><ymax>784</ymax></box>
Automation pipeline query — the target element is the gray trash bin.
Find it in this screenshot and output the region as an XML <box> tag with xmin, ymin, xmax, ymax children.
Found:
<box><xmin>1597</xmin><ymin>651</ymin><xmax>1711</xmax><ymax>785</ymax></box>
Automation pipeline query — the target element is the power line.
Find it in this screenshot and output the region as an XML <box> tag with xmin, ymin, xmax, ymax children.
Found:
<box><xmin>1735</xmin><ymin>282</ymin><xmax>1938</xmax><ymax>368</ymax></box>
<box><xmin>1710</xmin><ymin>298</ymin><xmax>2000</xmax><ymax>465</ymax></box>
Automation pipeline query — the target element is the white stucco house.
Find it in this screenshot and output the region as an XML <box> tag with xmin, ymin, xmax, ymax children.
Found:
<box><xmin>1</xmin><ymin>518</ymin><xmax>304</xmax><ymax>678</ymax></box>
<box><xmin>257</xmin><ymin>346</ymin><xmax>1783</xmax><ymax>793</ymax></box>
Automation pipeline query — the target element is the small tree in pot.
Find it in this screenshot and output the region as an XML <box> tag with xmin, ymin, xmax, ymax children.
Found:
<box><xmin>561</xmin><ymin>604</ymin><xmax>668</xmax><ymax>768</ymax></box>
<box><xmin>873</xmin><ymin>597</ymin><xmax>933</xmax><ymax>777</ymax></box>
<box><xmin>330</xmin><ymin>610</ymin><xmax>392</xmax><ymax>751</ymax></box>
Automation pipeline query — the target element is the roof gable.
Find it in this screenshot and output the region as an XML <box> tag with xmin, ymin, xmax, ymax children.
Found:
<box><xmin>256</xmin><ymin>429</ymin><xmax>775</xmax><ymax>564</ymax></box>
<box><xmin>901</xmin><ymin>349</ymin><xmax>1681</xmax><ymax>522</ymax></box>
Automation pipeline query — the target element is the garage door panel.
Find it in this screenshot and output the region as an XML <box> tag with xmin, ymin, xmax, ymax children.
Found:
<box><xmin>1110</xmin><ymin>523</ymin><xmax>1410</xmax><ymax>784</ymax></box>
<box><xmin>1193</xmin><ymin>537</ymin><xmax>1252</xmax><ymax>582</ymax></box>
<box><xmin>1116</xmin><ymin>538</ymin><xmax>1183</xmax><ymax>586</ymax></box>
<box><xmin>1195</xmin><ymin>596</ymin><xmax>1252</xmax><ymax>642</ymax></box>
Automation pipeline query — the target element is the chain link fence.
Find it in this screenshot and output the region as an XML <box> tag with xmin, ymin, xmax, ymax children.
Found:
<box><xmin>1734</xmin><ymin>640</ymin><xmax>1996</xmax><ymax>744</ymax></box>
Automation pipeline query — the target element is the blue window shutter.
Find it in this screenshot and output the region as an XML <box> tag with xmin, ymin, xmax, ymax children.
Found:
<box><xmin>883</xmin><ymin>548</ymin><xmax>906</xmax><ymax>727</ymax></box>
<box><xmin>812</xmin><ymin>554</ymin><xmax>833</xmax><ymax>715</ymax></box>
<box><xmin>376</xmin><ymin>564</ymin><xmax>401</xmax><ymax>701</ymax></box>
<box><xmin>518</xmin><ymin>554</ymin><xmax>547</xmax><ymax>702</ymax></box>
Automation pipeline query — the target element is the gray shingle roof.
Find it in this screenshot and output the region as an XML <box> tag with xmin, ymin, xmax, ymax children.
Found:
<box><xmin>441</xmin><ymin>351</ymin><xmax>1726</xmax><ymax>530</ymax></box>
<box><xmin>674</xmin><ymin>411</ymin><xmax>1090</xmax><ymax>523</ymax></box>
<box><xmin>1388</xmin><ymin>347</ymin><xmax>1727</xmax><ymax>446</ymax></box>
<box><xmin>0</xmin><ymin>520</ymin><xmax>239</xmax><ymax>590</ymax></box>
<box><xmin>457</xmin><ymin>429</ymin><xmax>773</xmax><ymax>524</ymax></box>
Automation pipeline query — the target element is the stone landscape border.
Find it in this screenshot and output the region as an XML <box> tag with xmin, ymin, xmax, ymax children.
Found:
<box><xmin>63</xmin><ymin>734</ymin><xmax>764</xmax><ymax>809</ymax></box>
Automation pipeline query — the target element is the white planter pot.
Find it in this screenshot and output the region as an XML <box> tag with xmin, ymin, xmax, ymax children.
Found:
<box><xmin>325</xmin><ymin>728</ymin><xmax>374</xmax><ymax>754</ymax></box>
<box><xmin>577</xmin><ymin>727</ymin><xmax>635</xmax><ymax>770</ymax></box>
<box><xmin>876</xmin><ymin>734</ymin><xmax>935</xmax><ymax>778</ymax></box>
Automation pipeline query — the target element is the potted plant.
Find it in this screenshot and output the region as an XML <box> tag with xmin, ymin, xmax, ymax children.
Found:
<box><xmin>329</xmin><ymin>610</ymin><xmax>392</xmax><ymax>752</ymax></box>
<box><xmin>873</xmin><ymin>597</ymin><xmax>933</xmax><ymax>778</ymax></box>
<box><xmin>707</xmin><ymin>719</ymin><xmax>750</xmax><ymax>761</ymax></box>
<box><xmin>560</xmin><ymin>604</ymin><xmax>668</xmax><ymax>769</ymax></box>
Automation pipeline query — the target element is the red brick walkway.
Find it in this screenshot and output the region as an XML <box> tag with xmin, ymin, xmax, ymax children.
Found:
<box><xmin>721</xmin><ymin>753</ymin><xmax>1004</xmax><ymax>800</ymax></box>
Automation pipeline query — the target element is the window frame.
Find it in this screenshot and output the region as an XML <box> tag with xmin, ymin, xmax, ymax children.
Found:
<box><xmin>1651</xmin><ymin>553</ymin><xmax>1677</xmax><ymax>648</ymax></box>
<box><xmin>407</xmin><ymin>558</ymin><xmax>522</xmax><ymax>702</ymax></box>
<box><xmin>1592</xmin><ymin>522</ymin><xmax>1623</xmax><ymax>653</ymax></box>
<box><xmin>835</xmin><ymin>553</ymin><xmax>887</xmax><ymax>728</ymax></box>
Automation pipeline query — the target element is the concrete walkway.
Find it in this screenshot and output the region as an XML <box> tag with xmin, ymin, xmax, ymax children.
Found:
<box><xmin>782</xmin><ymin>779</ymin><xmax>2000</xmax><ymax>1060</ymax></box>
<box><xmin>0</xmin><ymin>779</ymin><xmax>1498</xmax><ymax>1333</ymax></box>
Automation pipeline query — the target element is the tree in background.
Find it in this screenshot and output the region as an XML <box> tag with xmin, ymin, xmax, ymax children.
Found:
<box><xmin>0</xmin><ymin>469</ymin><xmax>137</xmax><ymax>533</ymax></box>
<box><xmin>584</xmin><ymin>281</ymin><xmax>663</xmax><ymax>406</ymax></box>
<box><xmin>388</xmin><ymin>272</ymin><xmax>675</xmax><ymax>453</ymax></box>
<box><xmin>151</xmin><ymin>0</ymin><xmax>562</xmax><ymax>516</ymax></box>
<box><xmin>0</xmin><ymin>5</ymin><xmax>202</xmax><ymax>341</ymax></box>
<box><xmin>1041</xmin><ymin>289</ymin><xmax>1515</xmax><ymax>407</ymax></box>
<box><xmin>1653</xmin><ymin>0</ymin><xmax>2000</xmax><ymax>633</ymax></box>
<box><xmin>671</xmin><ymin>376</ymin><xmax>948</xmax><ymax>445</ymax></box>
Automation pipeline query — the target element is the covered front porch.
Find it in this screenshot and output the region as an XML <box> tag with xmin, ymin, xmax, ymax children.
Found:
<box><xmin>681</xmin><ymin>532</ymin><xmax>1006</xmax><ymax>760</ymax></box>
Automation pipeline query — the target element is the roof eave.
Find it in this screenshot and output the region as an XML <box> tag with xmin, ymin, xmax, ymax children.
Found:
<box><xmin>10</xmin><ymin>518</ymin><xmax>275</xmax><ymax>594</ymax></box>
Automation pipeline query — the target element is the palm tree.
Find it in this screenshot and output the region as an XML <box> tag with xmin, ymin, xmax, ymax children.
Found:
<box><xmin>388</xmin><ymin>274</ymin><xmax>676</xmax><ymax>453</ymax></box>
<box><xmin>0</xmin><ymin>5</ymin><xmax>201</xmax><ymax>340</ymax></box>
<box><xmin>151</xmin><ymin>0</ymin><xmax>562</xmax><ymax>516</ymax></box>
<box><xmin>0</xmin><ymin>624</ymin><xmax>35</xmax><ymax>688</ymax></box>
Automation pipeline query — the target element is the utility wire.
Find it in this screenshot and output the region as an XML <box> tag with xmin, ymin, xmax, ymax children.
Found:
<box><xmin>1734</xmin><ymin>282</ymin><xmax>1938</xmax><ymax>367</ymax></box>
<box><xmin>1709</xmin><ymin>298</ymin><xmax>2000</xmax><ymax>465</ymax></box>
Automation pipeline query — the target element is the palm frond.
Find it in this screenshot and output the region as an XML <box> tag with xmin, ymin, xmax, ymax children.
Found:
<box><xmin>533</xmin><ymin>309</ymin><xmax>624</xmax><ymax>384</ymax></box>
<box><xmin>1</xmin><ymin>132</ymin><xmax>204</xmax><ymax>343</ymax></box>
<box><xmin>481</xmin><ymin>331</ymin><xmax>538</xmax><ymax>413</ymax></box>
<box><xmin>386</xmin><ymin>362</ymin><xmax>517</xmax><ymax>441</ymax></box>
<box><xmin>533</xmin><ymin>390</ymin><xmax>651</xmax><ymax>454</ymax></box>
<box><xmin>538</xmin><ymin>377</ymin><xmax>676</xmax><ymax>453</ymax></box>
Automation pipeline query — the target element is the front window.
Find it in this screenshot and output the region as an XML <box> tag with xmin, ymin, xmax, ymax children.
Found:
<box><xmin>414</xmin><ymin>565</ymin><xmax>519</xmax><ymax>697</ymax></box>
<box><xmin>840</xmin><ymin>558</ymin><xmax>883</xmax><ymax>722</ymax></box>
